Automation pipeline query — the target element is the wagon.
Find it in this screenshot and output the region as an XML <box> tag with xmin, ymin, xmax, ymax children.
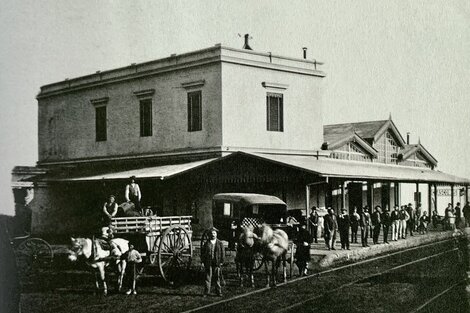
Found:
<box><xmin>202</xmin><ymin>193</ymin><xmax>296</xmax><ymax>273</ymax></box>
<box><xmin>111</xmin><ymin>215</ymin><xmax>192</xmax><ymax>283</ymax></box>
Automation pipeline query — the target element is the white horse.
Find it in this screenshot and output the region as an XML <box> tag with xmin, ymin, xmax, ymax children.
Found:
<box><xmin>68</xmin><ymin>237</ymin><xmax>129</xmax><ymax>295</ymax></box>
<box><xmin>255</xmin><ymin>224</ymin><xmax>289</xmax><ymax>287</ymax></box>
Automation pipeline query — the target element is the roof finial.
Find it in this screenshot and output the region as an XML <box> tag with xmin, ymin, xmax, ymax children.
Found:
<box><xmin>388</xmin><ymin>112</ymin><xmax>392</xmax><ymax>120</ymax></box>
<box><xmin>418</xmin><ymin>137</ymin><xmax>421</xmax><ymax>145</ymax></box>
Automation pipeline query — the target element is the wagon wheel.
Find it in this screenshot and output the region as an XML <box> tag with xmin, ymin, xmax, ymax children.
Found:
<box><xmin>252</xmin><ymin>251</ymin><xmax>264</xmax><ymax>271</ymax></box>
<box><xmin>158</xmin><ymin>225</ymin><xmax>193</xmax><ymax>283</ymax></box>
<box><xmin>15</xmin><ymin>238</ymin><xmax>54</xmax><ymax>277</ymax></box>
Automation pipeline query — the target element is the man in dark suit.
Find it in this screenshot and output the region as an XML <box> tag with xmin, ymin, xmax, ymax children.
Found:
<box><xmin>337</xmin><ymin>208</ymin><xmax>351</xmax><ymax>250</ymax></box>
<box><xmin>360</xmin><ymin>207</ymin><xmax>371</xmax><ymax>247</ymax></box>
<box><xmin>323</xmin><ymin>208</ymin><xmax>338</xmax><ymax>250</ymax></box>
<box><xmin>371</xmin><ymin>206</ymin><xmax>382</xmax><ymax>244</ymax></box>
<box><xmin>381</xmin><ymin>206</ymin><xmax>392</xmax><ymax>244</ymax></box>
<box><xmin>308</xmin><ymin>207</ymin><xmax>319</xmax><ymax>243</ymax></box>
<box><xmin>201</xmin><ymin>227</ymin><xmax>225</xmax><ymax>296</ymax></box>
<box><xmin>406</xmin><ymin>203</ymin><xmax>416</xmax><ymax>236</ymax></box>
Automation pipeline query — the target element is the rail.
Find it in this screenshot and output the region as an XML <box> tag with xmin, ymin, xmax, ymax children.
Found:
<box><xmin>111</xmin><ymin>215</ymin><xmax>192</xmax><ymax>234</ymax></box>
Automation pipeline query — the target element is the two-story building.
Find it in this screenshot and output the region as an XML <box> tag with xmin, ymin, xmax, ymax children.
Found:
<box><xmin>12</xmin><ymin>43</ymin><xmax>470</xmax><ymax>237</ymax></box>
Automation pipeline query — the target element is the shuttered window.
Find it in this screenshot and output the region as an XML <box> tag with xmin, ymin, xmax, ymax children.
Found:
<box><xmin>140</xmin><ymin>99</ymin><xmax>152</xmax><ymax>137</ymax></box>
<box><xmin>188</xmin><ymin>91</ymin><xmax>202</xmax><ymax>132</ymax></box>
<box><xmin>95</xmin><ymin>106</ymin><xmax>107</xmax><ymax>141</ymax></box>
<box><xmin>267</xmin><ymin>93</ymin><xmax>283</xmax><ymax>132</ymax></box>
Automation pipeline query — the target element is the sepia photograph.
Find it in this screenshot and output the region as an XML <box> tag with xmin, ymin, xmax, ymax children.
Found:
<box><xmin>1</xmin><ymin>1</ymin><xmax>469</xmax><ymax>312</ymax></box>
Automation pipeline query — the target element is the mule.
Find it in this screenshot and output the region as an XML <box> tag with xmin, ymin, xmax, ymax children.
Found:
<box><xmin>235</xmin><ymin>226</ymin><xmax>258</xmax><ymax>287</ymax></box>
<box><xmin>254</xmin><ymin>224</ymin><xmax>288</xmax><ymax>287</ymax></box>
<box><xmin>68</xmin><ymin>237</ymin><xmax>129</xmax><ymax>295</ymax></box>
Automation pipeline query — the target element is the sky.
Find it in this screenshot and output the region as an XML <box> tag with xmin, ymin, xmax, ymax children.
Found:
<box><xmin>0</xmin><ymin>0</ymin><xmax>469</xmax><ymax>215</ymax></box>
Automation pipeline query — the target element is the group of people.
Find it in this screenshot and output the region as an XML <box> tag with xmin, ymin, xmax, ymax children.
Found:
<box><xmin>441</xmin><ymin>202</ymin><xmax>470</xmax><ymax>230</ymax></box>
<box><xmin>308</xmin><ymin>203</ymin><xmax>432</xmax><ymax>250</ymax></box>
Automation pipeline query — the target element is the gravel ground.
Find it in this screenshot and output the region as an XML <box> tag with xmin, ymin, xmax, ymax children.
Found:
<box><xmin>19</xmin><ymin>236</ymin><xmax>469</xmax><ymax>313</ymax></box>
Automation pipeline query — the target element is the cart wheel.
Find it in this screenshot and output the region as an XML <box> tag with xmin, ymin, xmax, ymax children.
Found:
<box><xmin>252</xmin><ymin>251</ymin><xmax>264</xmax><ymax>271</ymax></box>
<box><xmin>158</xmin><ymin>225</ymin><xmax>193</xmax><ymax>283</ymax></box>
<box><xmin>200</xmin><ymin>230</ymin><xmax>209</xmax><ymax>254</ymax></box>
<box><xmin>15</xmin><ymin>238</ymin><xmax>53</xmax><ymax>277</ymax></box>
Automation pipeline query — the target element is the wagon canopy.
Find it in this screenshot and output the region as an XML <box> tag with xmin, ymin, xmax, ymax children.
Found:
<box><xmin>212</xmin><ymin>193</ymin><xmax>286</xmax><ymax>207</ymax></box>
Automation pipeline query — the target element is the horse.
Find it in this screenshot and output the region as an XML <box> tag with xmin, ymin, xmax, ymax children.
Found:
<box><xmin>235</xmin><ymin>226</ymin><xmax>258</xmax><ymax>287</ymax></box>
<box><xmin>254</xmin><ymin>224</ymin><xmax>289</xmax><ymax>287</ymax></box>
<box><xmin>68</xmin><ymin>237</ymin><xmax>129</xmax><ymax>295</ymax></box>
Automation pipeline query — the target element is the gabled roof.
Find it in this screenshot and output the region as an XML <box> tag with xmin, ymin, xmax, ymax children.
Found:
<box><xmin>399</xmin><ymin>143</ymin><xmax>438</xmax><ymax>166</ymax></box>
<box><xmin>322</xmin><ymin>129</ymin><xmax>378</xmax><ymax>157</ymax></box>
<box><xmin>324</xmin><ymin>118</ymin><xmax>407</xmax><ymax>147</ymax></box>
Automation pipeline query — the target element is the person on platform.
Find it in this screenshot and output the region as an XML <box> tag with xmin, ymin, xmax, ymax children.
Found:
<box><xmin>371</xmin><ymin>206</ymin><xmax>382</xmax><ymax>244</ymax></box>
<box><xmin>418</xmin><ymin>211</ymin><xmax>429</xmax><ymax>234</ymax></box>
<box><xmin>415</xmin><ymin>203</ymin><xmax>423</xmax><ymax>232</ymax></box>
<box><xmin>398</xmin><ymin>206</ymin><xmax>409</xmax><ymax>239</ymax></box>
<box><xmin>454</xmin><ymin>202</ymin><xmax>462</xmax><ymax>228</ymax></box>
<box><xmin>463</xmin><ymin>201</ymin><xmax>470</xmax><ymax>227</ymax></box>
<box><xmin>382</xmin><ymin>206</ymin><xmax>391</xmax><ymax>244</ymax></box>
<box><xmin>125</xmin><ymin>176</ymin><xmax>142</xmax><ymax>213</ymax></box>
<box><xmin>102</xmin><ymin>195</ymin><xmax>118</xmax><ymax>227</ymax></box>
<box><xmin>308</xmin><ymin>207</ymin><xmax>319</xmax><ymax>243</ymax></box>
<box><xmin>201</xmin><ymin>227</ymin><xmax>225</xmax><ymax>297</ymax></box>
<box><xmin>445</xmin><ymin>203</ymin><xmax>455</xmax><ymax>230</ymax></box>
<box><xmin>337</xmin><ymin>208</ymin><xmax>351</xmax><ymax>250</ymax></box>
<box><xmin>295</xmin><ymin>222</ymin><xmax>312</xmax><ymax>276</ymax></box>
<box><xmin>323</xmin><ymin>208</ymin><xmax>338</xmax><ymax>250</ymax></box>
<box><xmin>391</xmin><ymin>206</ymin><xmax>400</xmax><ymax>241</ymax></box>
<box><xmin>350</xmin><ymin>207</ymin><xmax>360</xmax><ymax>244</ymax></box>
<box><xmin>122</xmin><ymin>244</ymin><xmax>142</xmax><ymax>295</ymax></box>
<box><xmin>360</xmin><ymin>207</ymin><xmax>371</xmax><ymax>247</ymax></box>
<box><xmin>406</xmin><ymin>203</ymin><xmax>416</xmax><ymax>237</ymax></box>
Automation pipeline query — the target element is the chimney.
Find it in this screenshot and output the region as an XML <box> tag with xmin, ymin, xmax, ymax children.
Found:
<box><xmin>243</xmin><ymin>34</ymin><xmax>252</xmax><ymax>50</ymax></box>
<box><xmin>406</xmin><ymin>132</ymin><xmax>410</xmax><ymax>144</ymax></box>
<box><xmin>302</xmin><ymin>47</ymin><xmax>307</xmax><ymax>59</ymax></box>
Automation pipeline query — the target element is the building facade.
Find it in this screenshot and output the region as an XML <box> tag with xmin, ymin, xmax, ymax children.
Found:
<box><xmin>12</xmin><ymin>44</ymin><xmax>470</xmax><ymax>238</ymax></box>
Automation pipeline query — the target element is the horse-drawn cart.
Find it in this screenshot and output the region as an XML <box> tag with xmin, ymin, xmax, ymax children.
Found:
<box><xmin>111</xmin><ymin>215</ymin><xmax>193</xmax><ymax>282</ymax></box>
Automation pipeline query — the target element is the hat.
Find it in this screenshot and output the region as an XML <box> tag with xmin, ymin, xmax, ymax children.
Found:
<box><xmin>208</xmin><ymin>227</ymin><xmax>219</xmax><ymax>232</ymax></box>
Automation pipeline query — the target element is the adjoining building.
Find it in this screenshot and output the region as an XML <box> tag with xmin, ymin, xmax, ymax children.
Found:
<box><xmin>12</xmin><ymin>43</ymin><xmax>470</xmax><ymax>238</ymax></box>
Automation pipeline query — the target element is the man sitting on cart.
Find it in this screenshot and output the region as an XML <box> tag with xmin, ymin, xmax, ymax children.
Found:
<box><xmin>201</xmin><ymin>227</ymin><xmax>225</xmax><ymax>297</ymax></box>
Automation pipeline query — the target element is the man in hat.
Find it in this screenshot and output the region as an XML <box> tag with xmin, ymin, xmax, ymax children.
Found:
<box><xmin>201</xmin><ymin>227</ymin><xmax>225</xmax><ymax>296</ymax></box>
<box><xmin>125</xmin><ymin>176</ymin><xmax>142</xmax><ymax>213</ymax></box>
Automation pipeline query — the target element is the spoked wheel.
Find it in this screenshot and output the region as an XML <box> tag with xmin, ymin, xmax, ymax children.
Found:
<box><xmin>15</xmin><ymin>238</ymin><xmax>54</xmax><ymax>277</ymax></box>
<box><xmin>252</xmin><ymin>251</ymin><xmax>264</xmax><ymax>271</ymax></box>
<box><xmin>158</xmin><ymin>225</ymin><xmax>193</xmax><ymax>283</ymax></box>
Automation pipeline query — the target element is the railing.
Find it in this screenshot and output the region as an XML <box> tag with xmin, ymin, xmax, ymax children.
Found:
<box><xmin>111</xmin><ymin>215</ymin><xmax>192</xmax><ymax>234</ymax></box>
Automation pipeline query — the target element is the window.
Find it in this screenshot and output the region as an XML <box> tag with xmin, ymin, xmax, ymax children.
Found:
<box><xmin>266</xmin><ymin>93</ymin><xmax>283</xmax><ymax>132</ymax></box>
<box><xmin>187</xmin><ymin>91</ymin><xmax>202</xmax><ymax>132</ymax></box>
<box><xmin>139</xmin><ymin>99</ymin><xmax>152</xmax><ymax>137</ymax></box>
<box><xmin>95</xmin><ymin>106</ymin><xmax>107</xmax><ymax>141</ymax></box>
<box><xmin>223</xmin><ymin>203</ymin><xmax>232</xmax><ymax>216</ymax></box>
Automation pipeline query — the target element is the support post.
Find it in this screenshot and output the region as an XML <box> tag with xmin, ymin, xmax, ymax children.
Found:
<box><xmin>415</xmin><ymin>183</ymin><xmax>420</xmax><ymax>209</ymax></box>
<box><xmin>466</xmin><ymin>186</ymin><xmax>469</xmax><ymax>204</ymax></box>
<box><xmin>428</xmin><ymin>184</ymin><xmax>432</xmax><ymax>217</ymax></box>
<box><xmin>396</xmin><ymin>182</ymin><xmax>401</xmax><ymax>207</ymax></box>
<box><xmin>305</xmin><ymin>184</ymin><xmax>310</xmax><ymax>232</ymax></box>
<box><xmin>341</xmin><ymin>182</ymin><xmax>346</xmax><ymax>210</ymax></box>
<box><xmin>451</xmin><ymin>185</ymin><xmax>454</xmax><ymax>208</ymax></box>
<box><xmin>368</xmin><ymin>182</ymin><xmax>374</xmax><ymax>209</ymax></box>
<box><xmin>434</xmin><ymin>183</ymin><xmax>438</xmax><ymax>213</ymax></box>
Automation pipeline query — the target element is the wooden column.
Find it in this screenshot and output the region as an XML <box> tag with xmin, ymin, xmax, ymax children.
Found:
<box><xmin>428</xmin><ymin>184</ymin><xmax>432</xmax><ymax>217</ymax></box>
<box><xmin>367</xmin><ymin>182</ymin><xmax>374</xmax><ymax>209</ymax></box>
<box><xmin>434</xmin><ymin>183</ymin><xmax>438</xmax><ymax>212</ymax></box>
<box><xmin>451</xmin><ymin>185</ymin><xmax>455</xmax><ymax>208</ymax></box>
<box><xmin>415</xmin><ymin>183</ymin><xmax>420</xmax><ymax>209</ymax></box>
<box><xmin>396</xmin><ymin>182</ymin><xmax>401</xmax><ymax>206</ymax></box>
<box><xmin>305</xmin><ymin>184</ymin><xmax>310</xmax><ymax>232</ymax></box>
<box><xmin>341</xmin><ymin>182</ymin><xmax>346</xmax><ymax>210</ymax></box>
<box><xmin>466</xmin><ymin>186</ymin><xmax>469</xmax><ymax>204</ymax></box>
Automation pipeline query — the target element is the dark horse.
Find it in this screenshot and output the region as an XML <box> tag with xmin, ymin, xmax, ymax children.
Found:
<box><xmin>254</xmin><ymin>224</ymin><xmax>289</xmax><ymax>287</ymax></box>
<box><xmin>235</xmin><ymin>226</ymin><xmax>258</xmax><ymax>287</ymax></box>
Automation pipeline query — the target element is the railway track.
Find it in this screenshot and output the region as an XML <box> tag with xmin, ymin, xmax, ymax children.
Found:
<box><xmin>183</xmin><ymin>237</ymin><xmax>468</xmax><ymax>313</ymax></box>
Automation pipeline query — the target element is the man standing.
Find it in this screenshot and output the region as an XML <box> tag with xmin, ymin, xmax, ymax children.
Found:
<box><xmin>323</xmin><ymin>208</ymin><xmax>338</xmax><ymax>250</ymax></box>
<box><xmin>406</xmin><ymin>203</ymin><xmax>416</xmax><ymax>237</ymax></box>
<box><xmin>454</xmin><ymin>202</ymin><xmax>462</xmax><ymax>228</ymax></box>
<box><xmin>125</xmin><ymin>176</ymin><xmax>142</xmax><ymax>213</ymax></box>
<box><xmin>398</xmin><ymin>206</ymin><xmax>409</xmax><ymax>239</ymax></box>
<box><xmin>201</xmin><ymin>227</ymin><xmax>225</xmax><ymax>297</ymax></box>
<box><xmin>308</xmin><ymin>207</ymin><xmax>319</xmax><ymax>243</ymax></box>
<box><xmin>350</xmin><ymin>207</ymin><xmax>360</xmax><ymax>244</ymax></box>
<box><xmin>371</xmin><ymin>206</ymin><xmax>382</xmax><ymax>244</ymax></box>
<box><xmin>463</xmin><ymin>201</ymin><xmax>470</xmax><ymax>227</ymax></box>
<box><xmin>391</xmin><ymin>206</ymin><xmax>400</xmax><ymax>241</ymax></box>
<box><xmin>360</xmin><ymin>207</ymin><xmax>371</xmax><ymax>247</ymax></box>
<box><xmin>415</xmin><ymin>203</ymin><xmax>423</xmax><ymax>232</ymax></box>
<box><xmin>337</xmin><ymin>208</ymin><xmax>351</xmax><ymax>250</ymax></box>
<box><xmin>381</xmin><ymin>206</ymin><xmax>391</xmax><ymax>244</ymax></box>
<box><xmin>295</xmin><ymin>223</ymin><xmax>312</xmax><ymax>276</ymax></box>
